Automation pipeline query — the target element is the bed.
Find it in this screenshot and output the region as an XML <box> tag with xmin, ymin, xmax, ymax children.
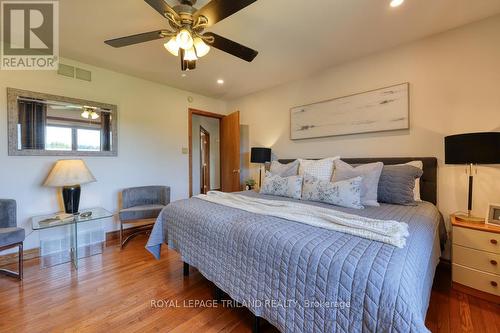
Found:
<box><xmin>146</xmin><ymin>157</ymin><xmax>446</xmax><ymax>333</ymax></box>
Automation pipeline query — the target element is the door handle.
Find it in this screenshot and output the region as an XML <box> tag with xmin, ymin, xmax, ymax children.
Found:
<box><xmin>232</xmin><ymin>169</ymin><xmax>240</xmax><ymax>173</ymax></box>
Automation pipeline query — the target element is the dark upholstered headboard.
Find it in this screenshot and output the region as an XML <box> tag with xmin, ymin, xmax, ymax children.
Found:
<box><xmin>275</xmin><ymin>157</ymin><xmax>438</xmax><ymax>205</ymax></box>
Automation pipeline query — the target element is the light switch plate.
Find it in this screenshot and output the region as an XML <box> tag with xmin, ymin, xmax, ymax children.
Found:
<box><xmin>182</xmin><ymin>147</ymin><xmax>189</xmax><ymax>154</ymax></box>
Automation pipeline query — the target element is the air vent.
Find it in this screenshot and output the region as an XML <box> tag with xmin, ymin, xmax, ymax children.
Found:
<box><xmin>57</xmin><ymin>63</ymin><xmax>75</xmax><ymax>78</ymax></box>
<box><xmin>57</xmin><ymin>63</ymin><xmax>92</xmax><ymax>82</ymax></box>
<box><xmin>75</xmin><ymin>68</ymin><xmax>92</xmax><ymax>82</ymax></box>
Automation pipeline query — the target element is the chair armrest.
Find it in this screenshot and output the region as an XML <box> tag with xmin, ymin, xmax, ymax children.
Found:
<box><xmin>0</xmin><ymin>199</ymin><xmax>17</xmax><ymax>228</ymax></box>
<box><xmin>161</xmin><ymin>186</ymin><xmax>171</xmax><ymax>206</ymax></box>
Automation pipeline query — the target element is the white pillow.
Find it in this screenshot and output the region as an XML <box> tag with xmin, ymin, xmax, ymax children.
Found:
<box><xmin>260</xmin><ymin>172</ymin><xmax>303</xmax><ymax>199</ymax></box>
<box><xmin>397</xmin><ymin>160</ymin><xmax>423</xmax><ymax>201</ymax></box>
<box><xmin>302</xmin><ymin>175</ymin><xmax>364</xmax><ymax>209</ymax></box>
<box><xmin>269</xmin><ymin>160</ymin><xmax>299</xmax><ymax>177</ymax></box>
<box><xmin>298</xmin><ymin>157</ymin><xmax>339</xmax><ymax>181</ymax></box>
<box><xmin>332</xmin><ymin>160</ymin><xmax>383</xmax><ymax>207</ymax></box>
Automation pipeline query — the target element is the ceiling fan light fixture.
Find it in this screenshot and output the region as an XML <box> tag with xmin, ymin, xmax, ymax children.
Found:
<box><xmin>186</xmin><ymin>60</ymin><xmax>196</xmax><ymax>70</ymax></box>
<box><xmin>164</xmin><ymin>37</ymin><xmax>180</xmax><ymax>56</ymax></box>
<box><xmin>81</xmin><ymin>110</ymin><xmax>90</xmax><ymax>119</ymax></box>
<box><xmin>184</xmin><ymin>47</ymin><xmax>198</xmax><ymax>61</ymax></box>
<box><xmin>105</xmin><ymin>0</ymin><xmax>260</xmax><ymax>71</ymax></box>
<box><xmin>176</xmin><ymin>29</ymin><xmax>193</xmax><ymax>50</ymax></box>
<box><xmin>193</xmin><ymin>37</ymin><xmax>210</xmax><ymax>57</ymax></box>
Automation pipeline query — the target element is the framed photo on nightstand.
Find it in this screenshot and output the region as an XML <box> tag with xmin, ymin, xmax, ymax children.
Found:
<box><xmin>486</xmin><ymin>203</ymin><xmax>500</xmax><ymax>226</ymax></box>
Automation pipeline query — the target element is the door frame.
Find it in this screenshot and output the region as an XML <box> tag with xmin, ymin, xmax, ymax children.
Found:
<box><xmin>199</xmin><ymin>125</ymin><xmax>210</xmax><ymax>194</ymax></box>
<box><xmin>188</xmin><ymin>108</ymin><xmax>224</xmax><ymax>197</ymax></box>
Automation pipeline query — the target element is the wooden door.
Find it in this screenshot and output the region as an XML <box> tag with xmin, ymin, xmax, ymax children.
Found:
<box><xmin>200</xmin><ymin>126</ymin><xmax>210</xmax><ymax>194</ymax></box>
<box><xmin>221</xmin><ymin>111</ymin><xmax>240</xmax><ymax>192</ymax></box>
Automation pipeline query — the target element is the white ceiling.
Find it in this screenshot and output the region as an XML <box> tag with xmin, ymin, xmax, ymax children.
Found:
<box><xmin>59</xmin><ymin>0</ymin><xmax>500</xmax><ymax>99</ymax></box>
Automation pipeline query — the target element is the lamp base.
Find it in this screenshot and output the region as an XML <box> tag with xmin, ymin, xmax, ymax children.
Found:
<box><xmin>455</xmin><ymin>213</ymin><xmax>485</xmax><ymax>224</ymax></box>
<box><xmin>62</xmin><ymin>185</ymin><xmax>81</xmax><ymax>214</ymax></box>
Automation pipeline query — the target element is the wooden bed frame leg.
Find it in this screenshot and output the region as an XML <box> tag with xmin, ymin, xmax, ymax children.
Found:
<box><xmin>183</xmin><ymin>262</ymin><xmax>189</xmax><ymax>277</ymax></box>
<box><xmin>253</xmin><ymin>316</ymin><xmax>261</xmax><ymax>333</ymax></box>
<box><xmin>214</xmin><ymin>286</ymin><xmax>223</xmax><ymax>303</ymax></box>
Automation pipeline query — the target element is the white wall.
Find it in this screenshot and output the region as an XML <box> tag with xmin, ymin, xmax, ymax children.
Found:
<box><xmin>0</xmin><ymin>58</ymin><xmax>226</xmax><ymax>250</ymax></box>
<box><xmin>228</xmin><ymin>15</ymin><xmax>500</xmax><ymax>233</ymax></box>
<box><xmin>191</xmin><ymin>115</ymin><xmax>220</xmax><ymax>195</ymax></box>
<box><xmin>3</xmin><ymin>15</ymin><xmax>500</xmax><ymax>254</ymax></box>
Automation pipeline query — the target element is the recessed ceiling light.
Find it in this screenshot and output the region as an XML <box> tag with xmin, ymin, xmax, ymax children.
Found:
<box><xmin>217</xmin><ymin>79</ymin><xmax>224</xmax><ymax>85</ymax></box>
<box><xmin>390</xmin><ymin>0</ymin><xmax>404</xmax><ymax>7</ymax></box>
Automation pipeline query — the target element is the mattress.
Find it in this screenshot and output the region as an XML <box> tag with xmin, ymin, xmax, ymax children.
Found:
<box><xmin>147</xmin><ymin>191</ymin><xmax>445</xmax><ymax>333</ymax></box>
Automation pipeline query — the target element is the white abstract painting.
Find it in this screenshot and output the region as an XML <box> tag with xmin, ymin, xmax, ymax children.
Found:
<box><xmin>290</xmin><ymin>83</ymin><xmax>409</xmax><ymax>140</ymax></box>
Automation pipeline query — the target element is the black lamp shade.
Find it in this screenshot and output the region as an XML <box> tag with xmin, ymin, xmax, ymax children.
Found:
<box><xmin>445</xmin><ymin>132</ymin><xmax>500</xmax><ymax>164</ymax></box>
<box><xmin>251</xmin><ymin>147</ymin><xmax>271</xmax><ymax>163</ymax></box>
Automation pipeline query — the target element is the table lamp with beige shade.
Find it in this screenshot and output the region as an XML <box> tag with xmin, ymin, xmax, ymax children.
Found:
<box><xmin>44</xmin><ymin>159</ymin><xmax>96</xmax><ymax>214</ymax></box>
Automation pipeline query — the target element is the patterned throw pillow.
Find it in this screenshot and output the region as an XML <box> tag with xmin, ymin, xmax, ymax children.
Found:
<box><xmin>302</xmin><ymin>175</ymin><xmax>364</xmax><ymax>209</ymax></box>
<box><xmin>260</xmin><ymin>172</ymin><xmax>303</xmax><ymax>199</ymax></box>
<box><xmin>269</xmin><ymin>160</ymin><xmax>299</xmax><ymax>177</ymax></box>
<box><xmin>298</xmin><ymin>157</ymin><xmax>339</xmax><ymax>181</ymax></box>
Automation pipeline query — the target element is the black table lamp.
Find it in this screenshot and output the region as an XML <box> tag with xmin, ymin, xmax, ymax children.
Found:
<box><xmin>251</xmin><ymin>147</ymin><xmax>271</xmax><ymax>187</ymax></box>
<box><xmin>445</xmin><ymin>132</ymin><xmax>500</xmax><ymax>223</ymax></box>
<box><xmin>44</xmin><ymin>159</ymin><xmax>96</xmax><ymax>214</ymax></box>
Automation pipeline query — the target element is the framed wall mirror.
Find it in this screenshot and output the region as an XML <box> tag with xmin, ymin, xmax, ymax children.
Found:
<box><xmin>7</xmin><ymin>88</ymin><xmax>118</xmax><ymax>156</ymax></box>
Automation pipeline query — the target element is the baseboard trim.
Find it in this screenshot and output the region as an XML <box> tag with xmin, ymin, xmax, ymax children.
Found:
<box><xmin>0</xmin><ymin>224</ymin><xmax>154</xmax><ymax>266</ymax></box>
<box><xmin>106</xmin><ymin>222</ymin><xmax>154</xmax><ymax>242</ymax></box>
<box><xmin>0</xmin><ymin>247</ymin><xmax>39</xmax><ymax>266</ymax></box>
<box><xmin>0</xmin><ymin>241</ymin><xmax>453</xmax><ymax>267</ymax></box>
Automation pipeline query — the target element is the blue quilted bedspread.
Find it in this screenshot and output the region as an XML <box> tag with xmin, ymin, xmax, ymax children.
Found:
<box><xmin>146</xmin><ymin>191</ymin><xmax>445</xmax><ymax>333</ymax></box>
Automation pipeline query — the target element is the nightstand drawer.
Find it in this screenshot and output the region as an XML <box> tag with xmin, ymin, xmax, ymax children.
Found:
<box><xmin>453</xmin><ymin>226</ymin><xmax>500</xmax><ymax>254</ymax></box>
<box><xmin>453</xmin><ymin>264</ymin><xmax>500</xmax><ymax>296</ymax></box>
<box><xmin>453</xmin><ymin>245</ymin><xmax>500</xmax><ymax>275</ymax></box>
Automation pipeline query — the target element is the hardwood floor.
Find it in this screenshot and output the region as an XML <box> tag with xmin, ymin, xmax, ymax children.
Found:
<box><xmin>0</xmin><ymin>236</ymin><xmax>498</xmax><ymax>333</ymax></box>
<box><xmin>426</xmin><ymin>264</ymin><xmax>500</xmax><ymax>333</ymax></box>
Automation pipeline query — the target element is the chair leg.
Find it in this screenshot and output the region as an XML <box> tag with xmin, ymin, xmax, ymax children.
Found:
<box><xmin>121</xmin><ymin>225</ymin><xmax>153</xmax><ymax>249</ymax></box>
<box><xmin>0</xmin><ymin>242</ymin><xmax>23</xmax><ymax>280</ymax></box>
<box><xmin>18</xmin><ymin>243</ymin><xmax>23</xmax><ymax>280</ymax></box>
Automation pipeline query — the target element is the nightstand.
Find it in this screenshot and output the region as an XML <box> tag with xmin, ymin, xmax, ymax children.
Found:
<box><xmin>451</xmin><ymin>214</ymin><xmax>500</xmax><ymax>303</ymax></box>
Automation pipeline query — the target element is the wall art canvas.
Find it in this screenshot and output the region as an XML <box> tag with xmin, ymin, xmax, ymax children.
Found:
<box><xmin>290</xmin><ymin>83</ymin><xmax>409</xmax><ymax>140</ymax></box>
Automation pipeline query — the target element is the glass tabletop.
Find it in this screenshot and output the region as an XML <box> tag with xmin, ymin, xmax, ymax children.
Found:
<box><xmin>32</xmin><ymin>207</ymin><xmax>113</xmax><ymax>230</ymax></box>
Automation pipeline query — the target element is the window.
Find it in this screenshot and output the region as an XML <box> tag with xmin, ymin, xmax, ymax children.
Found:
<box><xmin>45</xmin><ymin>126</ymin><xmax>72</xmax><ymax>151</ymax></box>
<box><xmin>77</xmin><ymin>129</ymin><xmax>101</xmax><ymax>152</ymax></box>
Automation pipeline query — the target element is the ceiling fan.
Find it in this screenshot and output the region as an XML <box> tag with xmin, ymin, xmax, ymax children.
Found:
<box><xmin>105</xmin><ymin>0</ymin><xmax>259</xmax><ymax>71</ymax></box>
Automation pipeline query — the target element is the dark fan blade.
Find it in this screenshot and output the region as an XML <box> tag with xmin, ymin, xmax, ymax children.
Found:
<box><xmin>144</xmin><ymin>0</ymin><xmax>179</xmax><ymax>19</ymax></box>
<box><xmin>205</xmin><ymin>32</ymin><xmax>258</xmax><ymax>62</ymax></box>
<box><xmin>105</xmin><ymin>30</ymin><xmax>165</xmax><ymax>48</ymax></box>
<box><xmin>194</xmin><ymin>0</ymin><xmax>257</xmax><ymax>27</ymax></box>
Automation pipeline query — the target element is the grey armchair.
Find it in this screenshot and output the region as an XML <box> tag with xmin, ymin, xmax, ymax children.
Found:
<box><xmin>119</xmin><ymin>186</ymin><xmax>170</xmax><ymax>248</ymax></box>
<box><xmin>0</xmin><ymin>199</ymin><xmax>24</xmax><ymax>280</ymax></box>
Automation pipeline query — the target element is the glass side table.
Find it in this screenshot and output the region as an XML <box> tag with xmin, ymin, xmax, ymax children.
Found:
<box><xmin>32</xmin><ymin>207</ymin><xmax>113</xmax><ymax>269</ymax></box>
